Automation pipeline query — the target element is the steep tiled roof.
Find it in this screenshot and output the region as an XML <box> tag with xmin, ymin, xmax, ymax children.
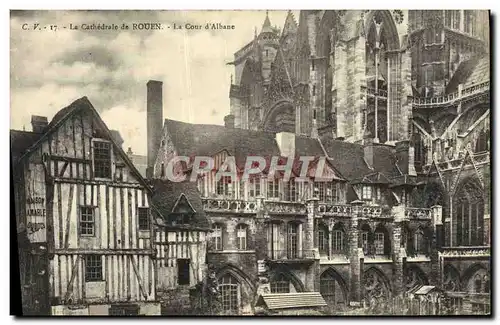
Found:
<box><xmin>320</xmin><ymin>138</ymin><xmax>372</xmax><ymax>180</ymax></box>
<box><xmin>295</xmin><ymin>136</ymin><xmax>324</xmax><ymax>156</ymax></box>
<box><xmin>372</xmin><ymin>145</ymin><xmax>402</xmax><ymax>178</ymax></box>
<box><xmin>10</xmin><ymin>97</ymin><xmax>151</xmax><ymax>193</ymax></box>
<box><xmin>10</xmin><ymin>130</ymin><xmax>41</xmax><ymax>164</ymax></box>
<box><xmin>464</xmin><ymin>56</ymin><xmax>489</xmax><ymax>87</ymax></box>
<box><xmin>321</xmin><ymin>138</ymin><xmax>402</xmax><ymax>182</ymax></box>
<box><xmin>446</xmin><ymin>55</ymin><xmax>489</xmax><ymax>94</ymax></box>
<box><xmin>149</xmin><ymin>179</ymin><xmax>209</xmax><ymax>230</ymax></box>
<box><xmin>164</xmin><ymin>119</ymin><xmax>280</xmax><ymax>169</ymax></box>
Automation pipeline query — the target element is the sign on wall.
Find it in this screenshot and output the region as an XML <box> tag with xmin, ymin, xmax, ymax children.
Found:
<box><xmin>25</xmin><ymin>164</ymin><xmax>47</xmax><ymax>243</ymax></box>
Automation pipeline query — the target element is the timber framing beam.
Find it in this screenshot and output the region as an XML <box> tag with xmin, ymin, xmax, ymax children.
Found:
<box><xmin>55</xmin><ymin>249</ymin><xmax>154</xmax><ymax>255</ymax></box>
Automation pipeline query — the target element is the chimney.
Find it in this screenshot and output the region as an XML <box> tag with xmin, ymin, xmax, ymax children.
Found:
<box><xmin>396</xmin><ymin>140</ymin><xmax>417</xmax><ymax>176</ymax></box>
<box><xmin>276</xmin><ymin>132</ymin><xmax>295</xmax><ymax>158</ymax></box>
<box><xmin>364</xmin><ymin>139</ymin><xmax>374</xmax><ymax>170</ymax></box>
<box><xmin>224</xmin><ymin>114</ymin><xmax>235</xmax><ymax>128</ymax></box>
<box><xmin>31</xmin><ymin>115</ymin><xmax>48</xmax><ymax>133</ymax></box>
<box><xmin>126</xmin><ymin>147</ymin><xmax>134</xmax><ymax>162</ymax></box>
<box><xmin>363</xmin><ymin>130</ymin><xmax>374</xmax><ymax>169</ymax></box>
<box><xmin>147</xmin><ymin>80</ymin><xmax>163</xmax><ymax>179</ymax></box>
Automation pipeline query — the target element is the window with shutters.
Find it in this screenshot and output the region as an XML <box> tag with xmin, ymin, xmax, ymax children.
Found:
<box><xmin>93</xmin><ymin>140</ymin><xmax>112</xmax><ymax>179</ymax></box>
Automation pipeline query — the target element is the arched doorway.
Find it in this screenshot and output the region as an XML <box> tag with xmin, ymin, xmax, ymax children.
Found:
<box><xmin>320</xmin><ymin>268</ymin><xmax>348</xmax><ymax>311</ymax></box>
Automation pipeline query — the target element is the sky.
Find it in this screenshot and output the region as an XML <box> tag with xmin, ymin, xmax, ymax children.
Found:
<box><xmin>10</xmin><ymin>10</ymin><xmax>295</xmax><ymax>155</ymax></box>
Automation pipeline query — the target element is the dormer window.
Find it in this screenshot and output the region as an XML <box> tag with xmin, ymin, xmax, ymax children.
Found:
<box><xmin>93</xmin><ymin>140</ymin><xmax>112</xmax><ymax>179</ymax></box>
<box><xmin>217</xmin><ymin>176</ymin><xmax>233</xmax><ymax>197</ymax></box>
<box><xmin>169</xmin><ymin>213</ymin><xmax>192</xmax><ymax>225</ymax></box>
<box><xmin>362</xmin><ymin>185</ymin><xmax>372</xmax><ymax>200</ymax></box>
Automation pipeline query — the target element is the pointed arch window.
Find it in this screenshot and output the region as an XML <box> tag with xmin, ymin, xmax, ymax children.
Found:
<box><xmin>454</xmin><ymin>181</ymin><xmax>484</xmax><ymax>246</ymax></box>
<box><xmin>271</xmin><ymin>273</ymin><xmax>290</xmax><ymax>293</ymax></box>
<box><xmin>320</xmin><ymin>271</ymin><xmax>347</xmax><ymax>309</ymax></box>
<box><xmin>219</xmin><ymin>274</ymin><xmax>240</xmax><ymax>313</ymax></box>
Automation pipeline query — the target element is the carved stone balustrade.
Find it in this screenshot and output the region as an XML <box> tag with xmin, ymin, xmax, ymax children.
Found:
<box><xmin>266</xmin><ymin>249</ymin><xmax>316</xmax><ymax>261</ymax></box>
<box><xmin>360</xmin><ymin>206</ymin><xmax>385</xmax><ymax>218</ymax></box>
<box><xmin>202</xmin><ymin>198</ymin><xmax>258</xmax><ymax>214</ymax></box>
<box><xmin>405</xmin><ymin>207</ymin><xmax>432</xmax><ymax>220</ymax></box>
<box><xmin>263</xmin><ymin>200</ymin><xmax>307</xmax><ymax>215</ymax></box>
<box><xmin>413</xmin><ymin>81</ymin><xmax>489</xmax><ymax>108</ymax></box>
<box><xmin>318</xmin><ymin>203</ymin><xmax>352</xmax><ymax>217</ymax></box>
<box><xmin>441</xmin><ymin>246</ymin><xmax>490</xmax><ymax>258</ymax></box>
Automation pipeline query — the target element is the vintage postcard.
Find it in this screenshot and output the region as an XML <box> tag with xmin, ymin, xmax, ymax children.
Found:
<box><xmin>10</xmin><ymin>9</ymin><xmax>491</xmax><ymax>316</ymax></box>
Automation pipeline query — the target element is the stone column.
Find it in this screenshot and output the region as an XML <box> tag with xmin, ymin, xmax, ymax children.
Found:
<box><xmin>392</xmin><ymin>205</ymin><xmax>405</xmax><ymax>296</ymax></box>
<box><xmin>305</xmin><ymin>198</ymin><xmax>318</xmax><ymax>256</ymax></box>
<box><xmin>349</xmin><ymin>200</ymin><xmax>364</xmax><ymax>305</ymax></box>
<box><xmin>305</xmin><ymin>198</ymin><xmax>319</xmax><ymax>292</ymax></box>
<box><xmin>430</xmin><ymin>205</ymin><xmax>443</xmax><ymax>287</ymax></box>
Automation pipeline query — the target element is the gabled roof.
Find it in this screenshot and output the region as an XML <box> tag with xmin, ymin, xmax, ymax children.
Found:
<box><xmin>149</xmin><ymin>179</ymin><xmax>209</xmax><ymax>230</ymax></box>
<box><xmin>164</xmin><ymin>119</ymin><xmax>280</xmax><ymax>169</ymax></box>
<box><xmin>10</xmin><ymin>130</ymin><xmax>41</xmax><ymax>164</ymax></box>
<box><xmin>321</xmin><ymin>137</ymin><xmax>403</xmax><ymax>183</ymax></box>
<box><xmin>256</xmin><ymin>292</ymin><xmax>327</xmax><ymax>310</ymax></box>
<box><xmin>10</xmin><ymin>97</ymin><xmax>152</xmax><ymax>194</ymax></box>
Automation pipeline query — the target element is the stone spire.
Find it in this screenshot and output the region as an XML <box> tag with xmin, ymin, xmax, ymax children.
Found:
<box><xmin>261</xmin><ymin>10</ymin><xmax>273</xmax><ymax>33</ymax></box>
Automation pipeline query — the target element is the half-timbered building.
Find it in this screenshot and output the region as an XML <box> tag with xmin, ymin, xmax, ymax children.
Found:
<box><xmin>11</xmin><ymin>97</ymin><xmax>161</xmax><ymax>315</ymax></box>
